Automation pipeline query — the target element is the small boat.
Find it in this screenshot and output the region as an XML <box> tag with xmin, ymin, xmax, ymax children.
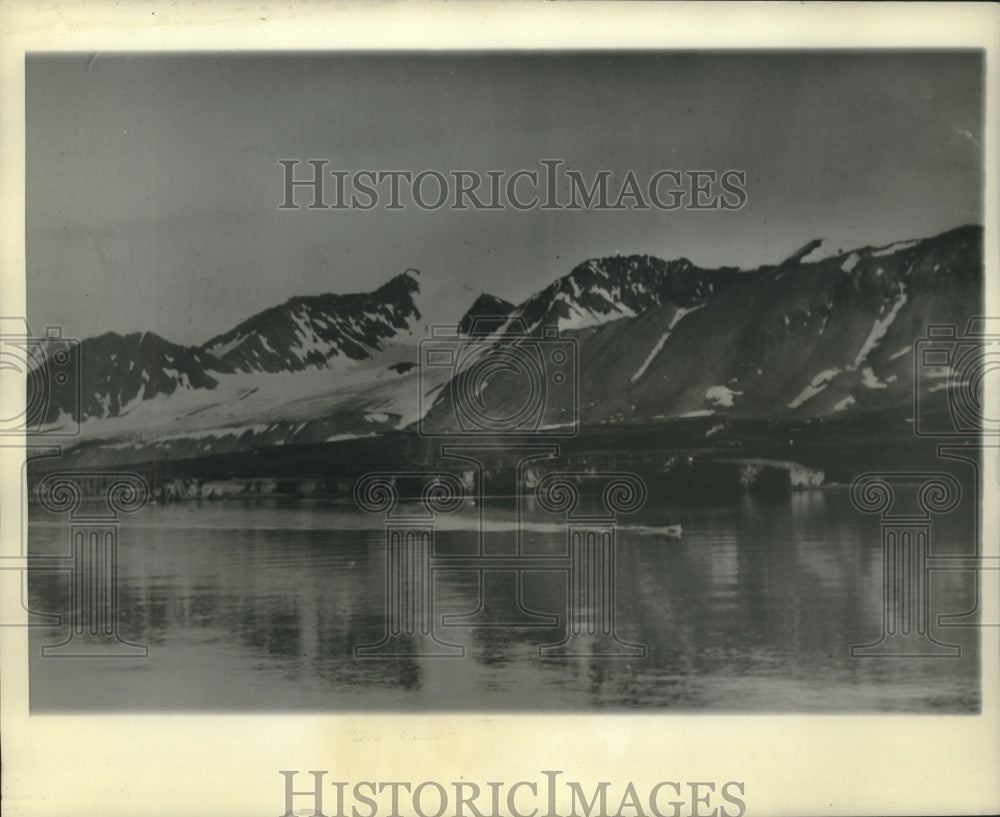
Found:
<box><xmin>660</xmin><ymin>523</ymin><xmax>683</xmax><ymax>538</ymax></box>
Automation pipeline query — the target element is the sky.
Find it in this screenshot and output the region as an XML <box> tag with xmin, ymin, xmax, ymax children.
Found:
<box><xmin>26</xmin><ymin>51</ymin><xmax>984</xmax><ymax>346</ymax></box>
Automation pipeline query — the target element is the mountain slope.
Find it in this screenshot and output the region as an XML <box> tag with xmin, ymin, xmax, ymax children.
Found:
<box><xmin>40</xmin><ymin>331</ymin><xmax>230</xmax><ymax>425</ymax></box>
<box><xmin>34</xmin><ymin>225</ymin><xmax>984</xmax><ymax>465</ymax></box>
<box><xmin>201</xmin><ymin>269</ymin><xmax>424</xmax><ymax>373</ymax></box>
<box><xmin>37</xmin><ymin>268</ymin><xmax>436</xmax><ymax>430</ymax></box>
<box><xmin>458</xmin><ymin>293</ymin><xmax>517</xmax><ymax>336</ymax></box>
<box><xmin>496</xmin><ymin>254</ymin><xmax>738</xmax><ymax>335</ymax></box>
<box><xmin>420</xmin><ymin>226</ymin><xmax>983</xmax><ymax>433</ymax></box>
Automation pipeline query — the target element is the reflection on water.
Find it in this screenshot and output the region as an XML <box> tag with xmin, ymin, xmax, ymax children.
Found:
<box><xmin>28</xmin><ymin>490</ymin><xmax>979</xmax><ymax>711</ymax></box>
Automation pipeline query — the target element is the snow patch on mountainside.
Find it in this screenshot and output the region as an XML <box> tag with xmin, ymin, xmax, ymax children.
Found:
<box><xmin>929</xmin><ymin>379</ymin><xmax>962</xmax><ymax>393</ymax></box>
<box><xmin>841</xmin><ymin>253</ymin><xmax>861</xmax><ymax>273</ymax></box>
<box><xmin>872</xmin><ymin>239</ymin><xmax>919</xmax><ymax>257</ymax></box>
<box><xmin>631</xmin><ymin>332</ymin><xmax>671</xmax><ymax>383</ymax></box>
<box><xmin>207</xmin><ymin>333</ymin><xmax>249</xmax><ymax>359</ymax></box>
<box><xmin>788</xmin><ymin>368</ymin><xmax>841</xmax><ymax>409</ymax></box>
<box><xmin>289</xmin><ymin>310</ymin><xmax>338</xmax><ymax>362</ymax></box>
<box><xmin>706</xmin><ymin>385</ymin><xmax>742</xmax><ymax>408</ymax></box>
<box><xmin>555</xmin><ymin>292</ymin><xmax>637</xmax><ymax>331</ymax></box>
<box><xmin>160</xmin><ymin>368</ymin><xmax>191</xmax><ymax>389</ymax></box>
<box><xmin>629</xmin><ymin>303</ymin><xmax>706</xmax><ymax>383</ymax></box>
<box><xmin>832</xmin><ymin>395</ymin><xmax>856</xmax><ymax>412</ymax></box>
<box><xmin>70</xmin><ymin>354</ymin><xmax>451</xmax><ymax>446</ymax></box>
<box><xmin>158</xmin><ymin>423</ymin><xmax>274</xmax><ymax>442</ymax></box>
<box><xmin>861</xmin><ymin>367</ymin><xmax>887</xmax><ymax>389</ymax></box>
<box><xmin>670</xmin><ymin>303</ymin><xmax>705</xmax><ymax>327</ymax></box>
<box><xmin>798</xmin><ymin>240</ymin><xmax>839</xmax><ymax>264</ymax></box>
<box><xmin>853</xmin><ymin>284</ymin><xmax>908</xmax><ymax>367</ymax></box>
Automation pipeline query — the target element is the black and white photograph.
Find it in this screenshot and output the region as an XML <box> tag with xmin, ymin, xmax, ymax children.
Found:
<box><xmin>2</xmin><ymin>2</ymin><xmax>999</xmax><ymax>816</ymax></box>
<box><xmin>20</xmin><ymin>46</ymin><xmax>989</xmax><ymax>713</ymax></box>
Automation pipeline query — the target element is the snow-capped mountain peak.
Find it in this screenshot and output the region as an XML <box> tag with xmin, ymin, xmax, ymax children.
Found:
<box><xmin>496</xmin><ymin>253</ymin><xmax>736</xmax><ymax>336</ymax></box>
<box><xmin>201</xmin><ymin>268</ymin><xmax>425</xmax><ymax>374</ymax></box>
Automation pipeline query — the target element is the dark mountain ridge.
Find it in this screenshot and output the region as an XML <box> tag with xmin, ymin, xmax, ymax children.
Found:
<box><xmin>421</xmin><ymin>225</ymin><xmax>983</xmax><ymax>432</ymax></box>
<box><xmin>35</xmin><ymin>226</ymin><xmax>984</xmax><ymax>458</ymax></box>
<box><xmin>201</xmin><ymin>268</ymin><xmax>423</xmax><ymax>373</ymax></box>
<box><xmin>40</xmin><ymin>330</ymin><xmax>229</xmax><ymax>424</ymax></box>
<box><xmin>458</xmin><ymin>293</ymin><xmax>517</xmax><ymax>336</ymax></box>
<box><xmin>497</xmin><ymin>254</ymin><xmax>739</xmax><ymax>336</ymax></box>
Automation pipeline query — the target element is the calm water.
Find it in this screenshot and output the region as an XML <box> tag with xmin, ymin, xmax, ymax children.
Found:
<box><xmin>28</xmin><ymin>489</ymin><xmax>980</xmax><ymax>712</ymax></box>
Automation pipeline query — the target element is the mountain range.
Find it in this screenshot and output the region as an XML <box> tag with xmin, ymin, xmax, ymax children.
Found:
<box><xmin>33</xmin><ymin>224</ymin><xmax>983</xmax><ymax>467</ymax></box>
